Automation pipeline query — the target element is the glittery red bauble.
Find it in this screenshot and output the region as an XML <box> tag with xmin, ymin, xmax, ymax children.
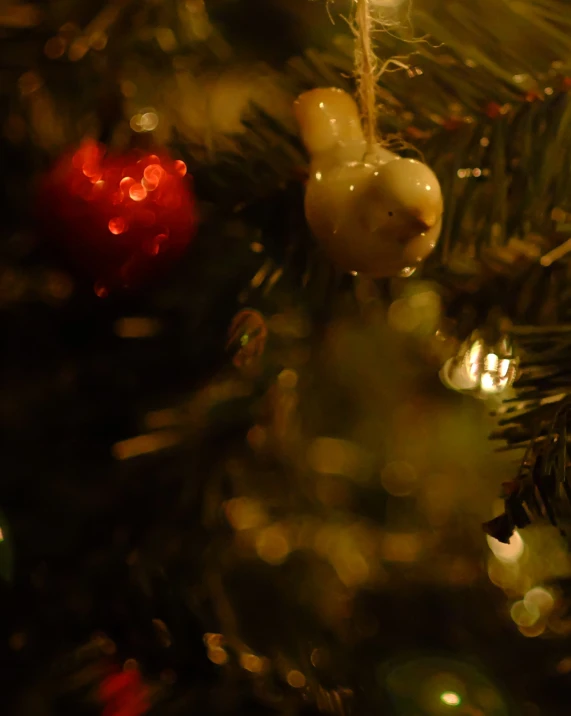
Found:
<box><xmin>38</xmin><ymin>140</ymin><xmax>198</xmax><ymax>295</ymax></box>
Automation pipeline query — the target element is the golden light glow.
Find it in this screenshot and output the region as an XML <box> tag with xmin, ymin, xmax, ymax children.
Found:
<box><xmin>307</xmin><ymin>437</ymin><xmax>363</xmax><ymax>478</ymax></box>
<box><xmin>203</xmin><ymin>633</ymin><xmax>224</xmax><ymax>648</ymax></box>
<box><xmin>510</xmin><ymin>600</ymin><xmax>539</xmax><ymax>627</ymax></box>
<box><xmin>44</xmin><ymin>37</ymin><xmax>66</xmax><ymax>59</ymax></box>
<box><xmin>224</xmin><ymin>497</ymin><xmax>266</xmax><ymax>531</ymax></box>
<box><xmin>255</xmin><ymin>525</ymin><xmax>291</xmax><ymax>565</ymax></box>
<box><xmin>208</xmin><ymin>647</ymin><xmax>228</xmax><ymax>665</ymax></box>
<box><xmin>524</xmin><ymin>587</ymin><xmax>555</xmax><ymax>616</ymax></box>
<box><xmin>557</xmin><ymin>657</ymin><xmax>571</xmax><ymax>674</ymax></box>
<box><xmin>140</xmin><ymin>112</ymin><xmax>159</xmax><ymax>132</ymax></box>
<box><xmin>114</xmin><ymin>318</ymin><xmax>160</xmax><ymax>339</ymax></box>
<box><xmin>112</xmin><ymin>431</ymin><xmax>181</xmax><ymax>460</ymax></box>
<box><xmin>486</xmin><ymin>530</ymin><xmax>524</xmax><ymax>563</ymax></box>
<box><xmin>277</xmin><ymin>369</ymin><xmax>298</xmax><ymax>389</ymax></box>
<box><xmin>240</xmin><ymin>653</ymin><xmax>265</xmax><ymax>673</ymax></box>
<box><xmin>286</xmin><ymin>670</ymin><xmax>306</xmax><ymax>688</ymax></box>
<box><xmin>440</xmin><ymin>691</ymin><xmax>461</xmax><ymax>706</ymax></box>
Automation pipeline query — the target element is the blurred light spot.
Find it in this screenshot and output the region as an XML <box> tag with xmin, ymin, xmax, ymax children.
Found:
<box><xmin>0</xmin><ymin>528</ymin><xmax>3</xmax><ymax>542</ymax></box>
<box><xmin>129</xmin><ymin>183</ymin><xmax>147</xmax><ymax>202</ymax></box>
<box><xmin>120</xmin><ymin>177</ymin><xmax>135</xmax><ymax>191</ymax></box>
<box><xmin>524</xmin><ymin>587</ymin><xmax>554</xmax><ymax>616</ymax></box>
<box><xmin>278</xmin><ymin>369</ymin><xmax>298</xmax><ymax>389</ymax></box>
<box><xmin>156</xmin><ymin>27</ymin><xmax>177</xmax><ymax>52</ymax></box>
<box><xmin>240</xmin><ymin>653</ymin><xmax>265</xmax><ymax>673</ymax></box>
<box><xmin>381</xmin><ymin>461</ymin><xmax>417</xmax><ymax>497</ymax></box>
<box><xmin>510</xmin><ymin>600</ymin><xmax>539</xmax><ymax>627</ymax></box>
<box><xmin>247</xmin><ymin>425</ymin><xmax>267</xmax><ymax>451</ymax></box>
<box><xmin>556</xmin><ymin>657</ymin><xmax>571</xmax><ymax>674</ymax></box>
<box><xmin>0</xmin><ymin>4</ymin><xmax>42</xmax><ymax>27</ymax></box>
<box><xmin>112</xmin><ymin>431</ymin><xmax>180</xmax><ymax>459</ymax></box>
<box><xmin>59</xmin><ymin>22</ymin><xmax>79</xmax><ymax>37</ymax></box>
<box><xmin>173</xmin><ymin>160</ymin><xmax>187</xmax><ymax>177</ymax></box>
<box><xmin>333</xmin><ymin>548</ymin><xmax>370</xmax><ymax>587</ymax></box>
<box><xmin>18</xmin><ymin>71</ymin><xmax>42</xmax><ymax>96</ymax></box>
<box><xmin>152</xmin><ymin>619</ymin><xmax>172</xmax><ymax>648</ymax></box>
<box><xmin>121</xmin><ymin>80</ymin><xmax>137</xmax><ymax>98</ymax></box>
<box><xmin>486</xmin><ymin>531</ymin><xmax>524</xmax><ymax>563</ymax></box>
<box><xmin>140</xmin><ymin>112</ymin><xmax>159</xmax><ymax>132</ymax></box>
<box><xmin>145</xmin><ymin>409</ymin><xmax>178</xmax><ymax>430</ymax></box>
<box><xmin>109</xmin><ymin>217</ymin><xmax>128</xmax><ymax>235</ymax></box>
<box><xmin>256</xmin><ymin>525</ymin><xmax>290</xmax><ymax>565</ymax></box>
<box><xmin>311</xmin><ymin>648</ymin><xmax>328</xmax><ymax>668</ymax></box>
<box><xmin>440</xmin><ymin>691</ymin><xmax>461</xmax><ymax>706</ymax></box>
<box><xmin>480</xmin><ymin>137</ymin><xmax>490</xmax><ymax>147</ymax></box>
<box><xmin>208</xmin><ymin>647</ymin><xmax>228</xmax><ymax>665</ymax></box>
<box><xmin>388</xmin><ymin>298</ymin><xmax>421</xmax><ymax>333</ymax></box>
<box><xmin>286</xmin><ymin>670</ymin><xmax>306</xmax><ymax>688</ymax></box>
<box><xmin>94</xmin><ymin>281</ymin><xmax>109</xmax><ymax>298</ymax></box>
<box><xmin>68</xmin><ymin>37</ymin><xmax>89</xmax><ymax>61</ymax></box>
<box><xmin>130</xmin><ymin>114</ymin><xmax>143</xmax><ymax>133</ymax></box>
<box><xmin>225</xmin><ymin>497</ymin><xmax>266</xmax><ymax>531</ymax></box>
<box><xmin>203</xmin><ymin>633</ymin><xmax>223</xmax><ymax>648</ymax></box>
<box><xmin>143</xmin><ymin>164</ymin><xmax>165</xmax><ymax>190</ymax></box>
<box><xmin>144</xmin><ymin>233</ymin><xmax>169</xmax><ymax>257</ymax></box>
<box><xmin>90</xmin><ymin>32</ymin><xmax>107</xmax><ymax>51</ymax></box>
<box><xmin>43</xmin><ymin>271</ymin><xmax>73</xmax><ymax>300</ymax></box>
<box><xmin>93</xmin><ymin>633</ymin><xmax>116</xmax><ymax>655</ymax></box>
<box><xmin>519</xmin><ymin>622</ymin><xmax>546</xmax><ymax>638</ymax></box>
<box><xmin>308</xmin><ymin>437</ymin><xmax>364</xmax><ymax>478</ymax></box>
<box><xmin>250</xmin><ymin>242</ymin><xmax>264</xmax><ymax>253</ymax></box>
<box><xmin>114</xmin><ymin>317</ymin><xmax>160</xmax><ymax>338</ymax></box>
<box><xmin>44</xmin><ymin>36</ymin><xmax>66</xmax><ymax>59</ymax></box>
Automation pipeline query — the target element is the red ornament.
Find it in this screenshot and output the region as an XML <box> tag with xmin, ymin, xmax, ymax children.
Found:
<box><xmin>99</xmin><ymin>668</ymin><xmax>150</xmax><ymax>716</ymax></box>
<box><xmin>38</xmin><ymin>140</ymin><xmax>198</xmax><ymax>294</ymax></box>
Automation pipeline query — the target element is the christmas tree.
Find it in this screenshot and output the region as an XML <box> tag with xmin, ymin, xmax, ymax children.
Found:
<box><xmin>2</xmin><ymin>0</ymin><xmax>571</xmax><ymax>714</ymax></box>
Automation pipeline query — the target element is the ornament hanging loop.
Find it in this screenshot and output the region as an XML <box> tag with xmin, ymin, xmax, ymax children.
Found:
<box><xmin>354</xmin><ymin>0</ymin><xmax>380</xmax><ymax>149</ymax></box>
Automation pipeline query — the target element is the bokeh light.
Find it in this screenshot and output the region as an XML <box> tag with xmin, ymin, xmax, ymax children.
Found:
<box><xmin>286</xmin><ymin>670</ymin><xmax>306</xmax><ymax>688</ymax></box>
<box><xmin>486</xmin><ymin>531</ymin><xmax>524</xmax><ymax>563</ymax></box>
<box><xmin>440</xmin><ymin>691</ymin><xmax>461</xmax><ymax>706</ymax></box>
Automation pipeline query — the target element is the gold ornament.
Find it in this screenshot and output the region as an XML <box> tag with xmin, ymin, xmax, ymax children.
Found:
<box><xmin>439</xmin><ymin>331</ymin><xmax>519</xmax><ymax>398</ymax></box>
<box><xmin>226</xmin><ymin>309</ymin><xmax>268</xmax><ymax>373</ymax></box>
<box><xmin>294</xmin><ymin>88</ymin><xmax>443</xmax><ymax>278</ymax></box>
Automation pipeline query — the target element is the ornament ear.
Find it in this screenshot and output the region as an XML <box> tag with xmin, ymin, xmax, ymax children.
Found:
<box><xmin>294</xmin><ymin>88</ymin><xmax>365</xmax><ymax>157</ymax></box>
